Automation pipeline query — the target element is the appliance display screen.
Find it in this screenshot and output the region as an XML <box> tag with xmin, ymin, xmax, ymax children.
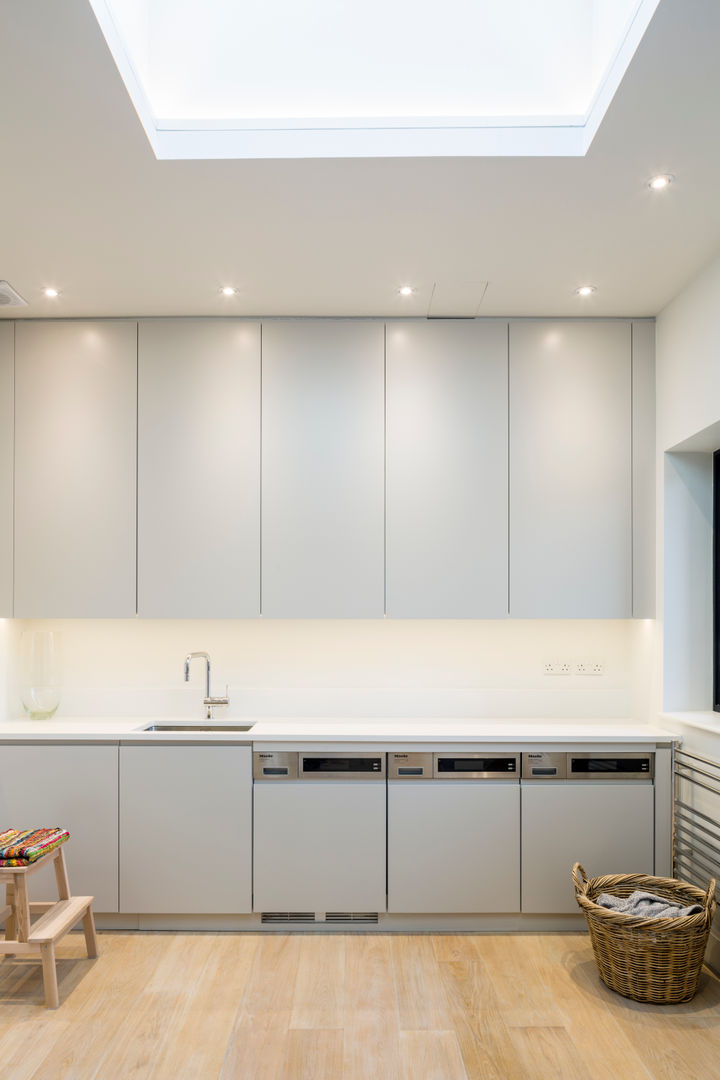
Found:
<box><xmin>570</xmin><ymin>758</ymin><xmax>650</xmax><ymax>773</ymax></box>
<box><xmin>302</xmin><ymin>757</ymin><xmax>382</xmax><ymax>772</ymax></box>
<box><xmin>437</xmin><ymin>757</ymin><xmax>516</xmax><ymax>773</ymax></box>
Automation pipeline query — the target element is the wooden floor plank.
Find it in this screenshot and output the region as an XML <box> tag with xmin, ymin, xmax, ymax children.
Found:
<box><xmin>507</xmin><ymin>1026</ymin><xmax>590</xmax><ymax>1080</ymax></box>
<box><xmin>391</xmin><ymin>935</ymin><xmax>452</xmax><ymax>1031</ymax></box>
<box><xmin>344</xmin><ymin>936</ymin><xmax>402</xmax><ymax>1080</ymax></box>
<box><xmin>152</xmin><ymin>934</ymin><xmax>259</xmax><ymax>1080</ymax></box>
<box><xmin>281</xmin><ymin>1030</ymin><xmax>344</xmax><ymax>1080</ymax></box>
<box><xmin>290</xmin><ymin>934</ymin><xmax>345</xmax><ymax>1030</ymax></box>
<box><xmin>437</xmin><ymin>959</ymin><xmax>527</xmax><ymax>1080</ymax></box>
<box><xmin>220</xmin><ymin>933</ymin><xmax>302</xmax><ymax>1080</ymax></box>
<box><xmin>399</xmin><ymin>1030</ymin><xmax>467</xmax><ymax>1080</ymax></box>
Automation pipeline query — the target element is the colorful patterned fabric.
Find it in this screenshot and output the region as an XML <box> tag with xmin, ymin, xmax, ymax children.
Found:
<box><xmin>0</xmin><ymin>827</ymin><xmax>69</xmax><ymax>866</ymax></box>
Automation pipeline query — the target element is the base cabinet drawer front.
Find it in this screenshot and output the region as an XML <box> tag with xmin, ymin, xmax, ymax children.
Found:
<box><xmin>388</xmin><ymin>782</ymin><xmax>520</xmax><ymax>913</ymax></box>
<box><xmin>0</xmin><ymin>745</ymin><xmax>119</xmax><ymax>912</ymax></box>
<box><xmin>253</xmin><ymin>782</ymin><xmax>386</xmax><ymax>913</ymax></box>
<box><xmin>120</xmin><ymin>746</ymin><xmax>252</xmax><ymax>914</ymax></box>
<box><xmin>521</xmin><ymin>783</ymin><xmax>654</xmax><ymax>914</ymax></box>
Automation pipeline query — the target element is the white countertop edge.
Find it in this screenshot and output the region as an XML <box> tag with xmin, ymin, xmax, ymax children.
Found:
<box><xmin>660</xmin><ymin>711</ymin><xmax>720</xmax><ymax>737</ymax></box>
<box><xmin>0</xmin><ymin>717</ymin><xmax>673</xmax><ymax>745</ymax></box>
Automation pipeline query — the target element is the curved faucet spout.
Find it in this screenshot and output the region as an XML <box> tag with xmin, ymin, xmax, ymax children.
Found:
<box><xmin>184</xmin><ymin>651</ymin><xmax>211</xmax><ymax>699</ymax></box>
<box><xmin>183</xmin><ymin>652</ymin><xmax>229</xmax><ymax>719</ymax></box>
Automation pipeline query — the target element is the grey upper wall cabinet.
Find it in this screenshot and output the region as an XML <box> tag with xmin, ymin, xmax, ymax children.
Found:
<box><xmin>261</xmin><ymin>320</ymin><xmax>385</xmax><ymax>617</ymax></box>
<box><xmin>14</xmin><ymin>321</ymin><xmax>137</xmax><ymax>617</ymax></box>
<box><xmin>386</xmin><ymin>320</ymin><xmax>508</xmax><ymax>617</ymax></box>
<box><xmin>138</xmin><ymin>320</ymin><xmax>261</xmax><ymax>617</ymax></box>
<box><xmin>509</xmin><ymin>321</ymin><xmax>632</xmax><ymax>617</ymax></box>
<box><xmin>0</xmin><ymin>324</ymin><xmax>13</xmax><ymax>616</ymax></box>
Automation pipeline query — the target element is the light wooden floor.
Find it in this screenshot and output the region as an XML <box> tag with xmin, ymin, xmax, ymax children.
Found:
<box><xmin>0</xmin><ymin>932</ymin><xmax>719</xmax><ymax>1079</ymax></box>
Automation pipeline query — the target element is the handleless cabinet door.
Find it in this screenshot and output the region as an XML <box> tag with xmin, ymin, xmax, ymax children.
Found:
<box><xmin>521</xmin><ymin>782</ymin><xmax>654</xmax><ymax>913</ymax></box>
<box><xmin>509</xmin><ymin>321</ymin><xmax>631</xmax><ymax>617</ymax></box>
<box><xmin>388</xmin><ymin>781</ymin><xmax>519</xmax><ymax>912</ymax></box>
<box><xmin>0</xmin><ymin>744</ymin><xmax>119</xmax><ymax>912</ymax></box>
<box><xmin>262</xmin><ymin>321</ymin><xmax>385</xmax><ymax>616</ymax></box>
<box><xmin>0</xmin><ymin>323</ymin><xmax>13</xmax><ymax>615</ymax></box>
<box><xmin>253</xmin><ymin>781</ymin><xmax>387</xmax><ymax>912</ymax></box>
<box><xmin>120</xmin><ymin>746</ymin><xmax>252</xmax><ymax>913</ymax></box>
<box><xmin>138</xmin><ymin>320</ymin><xmax>261</xmax><ymax>617</ymax></box>
<box><xmin>386</xmin><ymin>320</ymin><xmax>508</xmax><ymax>617</ymax></box>
<box><xmin>14</xmin><ymin>321</ymin><xmax>137</xmax><ymax>617</ymax></box>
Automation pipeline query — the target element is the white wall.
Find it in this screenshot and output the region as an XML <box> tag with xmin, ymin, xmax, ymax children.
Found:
<box><xmin>656</xmin><ymin>249</ymin><xmax>720</xmax><ymax>720</ymax></box>
<box><xmin>5</xmin><ymin>618</ymin><xmax>650</xmax><ymax>722</ymax></box>
<box><xmin>657</xmin><ymin>253</ymin><xmax>720</xmax><ymax>452</ymax></box>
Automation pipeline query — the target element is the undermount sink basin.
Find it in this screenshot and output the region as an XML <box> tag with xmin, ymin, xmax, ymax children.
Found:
<box><xmin>141</xmin><ymin>723</ymin><xmax>254</xmax><ymax>733</ymax></box>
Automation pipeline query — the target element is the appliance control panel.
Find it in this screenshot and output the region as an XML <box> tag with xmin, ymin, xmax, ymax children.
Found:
<box><xmin>253</xmin><ymin>751</ymin><xmax>298</xmax><ymax>780</ymax></box>
<box><xmin>388</xmin><ymin>752</ymin><xmax>433</xmax><ymax>779</ymax></box>
<box><xmin>522</xmin><ymin>752</ymin><xmax>567</xmax><ymax>779</ymax></box>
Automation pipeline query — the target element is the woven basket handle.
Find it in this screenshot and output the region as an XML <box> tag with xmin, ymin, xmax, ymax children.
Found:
<box><xmin>704</xmin><ymin>878</ymin><xmax>717</xmax><ymax>910</ymax></box>
<box><xmin>572</xmin><ymin>862</ymin><xmax>589</xmax><ymax>897</ymax></box>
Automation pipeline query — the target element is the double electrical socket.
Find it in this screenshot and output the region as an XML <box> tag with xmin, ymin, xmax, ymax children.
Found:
<box><xmin>544</xmin><ymin>661</ymin><xmax>605</xmax><ymax>676</ymax></box>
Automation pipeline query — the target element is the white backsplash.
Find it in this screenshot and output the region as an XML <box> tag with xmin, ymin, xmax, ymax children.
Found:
<box><xmin>1</xmin><ymin>618</ymin><xmax>657</xmax><ymax>723</ymax></box>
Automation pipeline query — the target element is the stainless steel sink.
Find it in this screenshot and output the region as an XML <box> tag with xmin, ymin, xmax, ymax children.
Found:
<box><xmin>141</xmin><ymin>723</ymin><xmax>254</xmax><ymax>733</ymax></box>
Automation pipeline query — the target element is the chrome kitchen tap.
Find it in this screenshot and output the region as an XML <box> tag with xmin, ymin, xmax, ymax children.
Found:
<box><xmin>184</xmin><ymin>651</ymin><xmax>229</xmax><ymax>719</ymax></box>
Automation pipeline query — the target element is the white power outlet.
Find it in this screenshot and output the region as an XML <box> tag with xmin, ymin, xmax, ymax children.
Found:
<box><xmin>544</xmin><ymin>661</ymin><xmax>571</xmax><ymax>676</ymax></box>
<box><xmin>575</xmin><ymin>661</ymin><xmax>605</xmax><ymax>676</ymax></box>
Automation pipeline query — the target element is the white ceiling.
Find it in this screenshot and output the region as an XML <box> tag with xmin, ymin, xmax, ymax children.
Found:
<box><xmin>1</xmin><ymin>0</ymin><xmax>720</xmax><ymax>318</ymax></box>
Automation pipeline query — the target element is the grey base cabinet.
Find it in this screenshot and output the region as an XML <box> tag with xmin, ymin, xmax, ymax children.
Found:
<box><xmin>119</xmin><ymin>746</ymin><xmax>252</xmax><ymax>913</ymax></box>
<box><xmin>253</xmin><ymin>781</ymin><xmax>386</xmax><ymax>912</ymax></box>
<box><xmin>521</xmin><ymin>782</ymin><xmax>654</xmax><ymax>913</ymax></box>
<box><xmin>388</xmin><ymin>782</ymin><xmax>520</xmax><ymax>913</ymax></box>
<box><xmin>0</xmin><ymin>744</ymin><xmax>119</xmax><ymax>911</ymax></box>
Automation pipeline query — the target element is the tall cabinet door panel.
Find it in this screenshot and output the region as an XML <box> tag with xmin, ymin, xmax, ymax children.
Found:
<box><xmin>120</xmin><ymin>746</ymin><xmax>252</xmax><ymax>913</ymax></box>
<box><xmin>0</xmin><ymin>744</ymin><xmax>119</xmax><ymax>912</ymax></box>
<box><xmin>509</xmin><ymin>321</ymin><xmax>631</xmax><ymax>617</ymax></box>
<box><xmin>0</xmin><ymin>323</ymin><xmax>13</xmax><ymax>615</ymax></box>
<box><xmin>14</xmin><ymin>321</ymin><xmax>137</xmax><ymax>617</ymax></box>
<box><xmin>138</xmin><ymin>320</ymin><xmax>261</xmax><ymax>617</ymax></box>
<box><xmin>262</xmin><ymin>321</ymin><xmax>385</xmax><ymax>616</ymax></box>
<box><xmin>386</xmin><ymin>320</ymin><xmax>508</xmax><ymax>617</ymax></box>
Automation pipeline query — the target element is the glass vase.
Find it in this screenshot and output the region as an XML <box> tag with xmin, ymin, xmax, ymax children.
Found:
<box><xmin>20</xmin><ymin>631</ymin><xmax>62</xmax><ymax>720</ymax></box>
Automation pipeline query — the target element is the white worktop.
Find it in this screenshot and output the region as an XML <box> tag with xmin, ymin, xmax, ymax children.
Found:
<box><xmin>0</xmin><ymin>717</ymin><xmax>671</xmax><ymax>746</ymax></box>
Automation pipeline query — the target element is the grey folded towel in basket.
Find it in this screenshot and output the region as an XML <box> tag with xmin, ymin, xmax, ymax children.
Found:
<box><xmin>596</xmin><ymin>889</ymin><xmax>703</xmax><ymax>918</ymax></box>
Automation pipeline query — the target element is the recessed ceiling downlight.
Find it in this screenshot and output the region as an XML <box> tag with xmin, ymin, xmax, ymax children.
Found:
<box><xmin>575</xmin><ymin>285</ymin><xmax>597</xmax><ymax>297</ymax></box>
<box><xmin>220</xmin><ymin>286</ymin><xmax>238</xmax><ymax>296</ymax></box>
<box><xmin>398</xmin><ymin>285</ymin><xmax>415</xmax><ymax>296</ymax></box>
<box><xmin>43</xmin><ymin>287</ymin><xmax>60</xmax><ymax>298</ymax></box>
<box><xmin>648</xmin><ymin>174</ymin><xmax>674</xmax><ymax>191</ymax></box>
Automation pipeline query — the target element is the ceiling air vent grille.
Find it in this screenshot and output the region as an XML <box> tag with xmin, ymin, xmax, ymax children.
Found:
<box><xmin>0</xmin><ymin>281</ymin><xmax>28</xmax><ymax>307</ymax></box>
<box><xmin>261</xmin><ymin>912</ymin><xmax>315</xmax><ymax>924</ymax></box>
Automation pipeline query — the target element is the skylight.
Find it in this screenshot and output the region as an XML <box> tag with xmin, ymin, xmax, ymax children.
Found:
<box><xmin>89</xmin><ymin>0</ymin><xmax>661</xmax><ymax>159</ymax></box>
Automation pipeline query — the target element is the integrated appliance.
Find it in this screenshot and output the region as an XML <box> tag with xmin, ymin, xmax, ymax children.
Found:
<box><xmin>252</xmin><ymin>750</ymin><xmax>386</xmax><ymax>918</ymax></box>
<box><xmin>521</xmin><ymin>750</ymin><xmax>655</xmax><ymax>913</ymax></box>
<box><xmin>387</xmin><ymin>751</ymin><xmax>520</xmax><ymax>913</ymax></box>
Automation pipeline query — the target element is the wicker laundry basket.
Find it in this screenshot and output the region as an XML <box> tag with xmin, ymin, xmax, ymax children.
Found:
<box><xmin>572</xmin><ymin>863</ymin><xmax>717</xmax><ymax>1004</ymax></box>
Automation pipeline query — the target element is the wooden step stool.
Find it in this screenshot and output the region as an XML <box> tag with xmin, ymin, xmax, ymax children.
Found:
<box><xmin>0</xmin><ymin>845</ymin><xmax>97</xmax><ymax>1007</ymax></box>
